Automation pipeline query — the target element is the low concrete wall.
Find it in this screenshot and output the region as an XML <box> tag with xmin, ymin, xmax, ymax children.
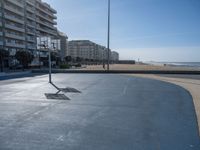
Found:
<box><xmin>32</xmin><ymin>69</ymin><xmax>200</xmax><ymax>75</ymax></box>
<box><xmin>0</xmin><ymin>71</ymin><xmax>33</xmax><ymax>80</ymax></box>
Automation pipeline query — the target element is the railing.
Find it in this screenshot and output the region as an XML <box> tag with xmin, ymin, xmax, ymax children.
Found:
<box><xmin>36</xmin><ymin>12</ymin><xmax>56</xmax><ymax>25</ymax></box>
<box><xmin>6</xmin><ymin>0</ymin><xmax>24</xmax><ymax>8</ymax></box>
<box><xmin>5</xmin><ymin>24</ymin><xmax>25</xmax><ymax>32</ymax></box>
<box><xmin>36</xmin><ymin>18</ymin><xmax>56</xmax><ymax>30</ymax></box>
<box><xmin>27</xmin><ymin>23</ymin><xmax>36</xmax><ymax>28</ymax></box>
<box><xmin>26</xmin><ymin>14</ymin><xmax>36</xmax><ymax>21</ymax></box>
<box><xmin>4</xmin><ymin>14</ymin><xmax>24</xmax><ymax>24</ymax></box>
<box><xmin>27</xmin><ymin>29</ymin><xmax>35</xmax><ymax>35</ymax></box>
<box><xmin>28</xmin><ymin>45</ymin><xmax>36</xmax><ymax>49</ymax></box>
<box><xmin>4</xmin><ymin>5</ymin><xmax>24</xmax><ymax>16</ymax></box>
<box><xmin>26</xmin><ymin>6</ymin><xmax>35</xmax><ymax>13</ymax></box>
<box><xmin>36</xmin><ymin>26</ymin><xmax>57</xmax><ymax>36</ymax></box>
<box><xmin>26</xmin><ymin>0</ymin><xmax>35</xmax><ymax>6</ymax></box>
<box><xmin>6</xmin><ymin>42</ymin><xmax>25</xmax><ymax>48</ymax></box>
<box><xmin>5</xmin><ymin>33</ymin><xmax>25</xmax><ymax>40</ymax></box>
<box><xmin>27</xmin><ymin>36</ymin><xmax>36</xmax><ymax>42</ymax></box>
<box><xmin>36</xmin><ymin>5</ymin><xmax>51</xmax><ymax>16</ymax></box>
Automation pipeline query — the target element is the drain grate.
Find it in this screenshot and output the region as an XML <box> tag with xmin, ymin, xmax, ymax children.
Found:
<box><xmin>59</xmin><ymin>88</ymin><xmax>81</xmax><ymax>93</ymax></box>
<box><xmin>45</xmin><ymin>93</ymin><xmax>70</xmax><ymax>100</ymax></box>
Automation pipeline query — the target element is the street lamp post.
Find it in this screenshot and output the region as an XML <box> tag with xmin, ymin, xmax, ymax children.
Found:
<box><xmin>48</xmin><ymin>46</ymin><xmax>52</xmax><ymax>83</ymax></box>
<box><xmin>107</xmin><ymin>0</ymin><xmax>111</xmax><ymax>71</ymax></box>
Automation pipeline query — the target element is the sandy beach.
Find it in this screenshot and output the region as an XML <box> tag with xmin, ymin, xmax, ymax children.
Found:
<box><xmin>81</xmin><ymin>64</ymin><xmax>200</xmax><ymax>71</ymax></box>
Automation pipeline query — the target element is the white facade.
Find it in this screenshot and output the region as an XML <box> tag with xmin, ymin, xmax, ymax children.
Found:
<box><xmin>111</xmin><ymin>51</ymin><xmax>119</xmax><ymax>61</ymax></box>
<box><xmin>68</xmin><ymin>40</ymin><xmax>108</xmax><ymax>61</ymax></box>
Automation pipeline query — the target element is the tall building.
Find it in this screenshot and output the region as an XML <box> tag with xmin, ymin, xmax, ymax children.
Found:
<box><xmin>68</xmin><ymin>40</ymin><xmax>95</xmax><ymax>61</ymax></box>
<box><xmin>0</xmin><ymin>0</ymin><xmax>57</xmax><ymax>66</ymax></box>
<box><xmin>57</xmin><ymin>31</ymin><xmax>68</xmax><ymax>61</ymax></box>
<box><xmin>68</xmin><ymin>40</ymin><xmax>110</xmax><ymax>61</ymax></box>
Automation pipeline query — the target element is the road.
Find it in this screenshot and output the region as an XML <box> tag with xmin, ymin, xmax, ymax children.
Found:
<box><xmin>0</xmin><ymin>74</ymin><xmax>199</xmax><ymax>150</ymax></box>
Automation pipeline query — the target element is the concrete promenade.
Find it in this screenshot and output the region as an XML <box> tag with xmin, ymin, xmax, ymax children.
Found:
<box><xmin>0</xmin><ymin>74</ymin><xmax>199</xmax><ymax>150</ymax></box>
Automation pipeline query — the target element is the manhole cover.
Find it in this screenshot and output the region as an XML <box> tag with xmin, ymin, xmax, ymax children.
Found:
<box><xmin>45</xmin><ymin>93</ymin><xmax>70</xmax><ymax>100</ymax></box>
<box><xmin>59</xmin><ymin>88</ymin><xmax>81</xmax><ymax>93</ymax></box>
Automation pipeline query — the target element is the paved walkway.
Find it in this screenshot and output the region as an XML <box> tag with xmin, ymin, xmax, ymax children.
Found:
<box><xmin>0</xmin><ymin>74</ymin><xmax>199</xmax><ymax>150</ymax></box>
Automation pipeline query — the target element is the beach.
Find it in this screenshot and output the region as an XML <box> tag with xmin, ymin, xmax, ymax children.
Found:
<box><xmin>81</xmin><ymin>64</ymin><xmax>200</xmax><ymax>71</ymax></box>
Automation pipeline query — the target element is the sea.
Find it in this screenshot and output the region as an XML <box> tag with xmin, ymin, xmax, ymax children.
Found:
<box><xmin>146</xmin><ymin>62</ymin><xmax>200</xmax><ymax>69</ymax></box>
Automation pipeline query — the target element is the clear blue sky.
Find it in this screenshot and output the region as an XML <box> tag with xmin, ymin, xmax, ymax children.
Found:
<box><xmin>43</xmin><ymin>0</ymin><xmax>200</xmax><ymax>62</ymax></box>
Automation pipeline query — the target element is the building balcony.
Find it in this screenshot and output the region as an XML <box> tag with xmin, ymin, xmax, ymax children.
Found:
<box><xmin>52</xmin><ymin>15</ymin><xmax>57</xmax><ymax>19</ymax></box>
<box><xmin>26</xmin><ymin>0</ymin><xmax>35</xmax><ymax>6</ymax></box>
<box><xmin>5</xmin><ymin>24</ymin><xmax>25</xmax><ymax>33</ymax></box>
<box><xmin>0</xmin><ymin>41</ymin><xmax>3</xmax><ymax>45</ymax></box>
<box><xmin>5</xmin><ymin>33</ymin><xmax>25</xmax><ymax>41</ymax></box>
<box><xmin>0</xmin><ymin>32</ymin><xmax>3</xmax><ymax>36</ymax></box>
<box><xmin>36</xmin><ymin>5</ymin><xmax>51</xmax><ymax>16</ymax></box>
<box><xmin>27</xmin><ymin>30</ymin><xmax>35</xmax><ymax>35</ymax></box>
<box><xmin>27</xmin><ymin>37</ymin><xmax>36</xmax><ymax>43</ymax></box>
<box><xmin>7</xmin><ymin>0</ymin><xmax>24</xmax><ymax>8</ymax></box>
<box><xmin>27</xmin><ymin>23</ymin><xmax>36</xmax><ymax>28</ymax></box>
<box><xmin>28</xmin><ymin>45</ymin><xmax>36</xmax><ymax>50</ymax></box>
<box><xmin>26</xmin><ymin>7</ymin><xmax>35</xmax><ymax>13</ymax></box>
<box><xmin>36</xmin><ymin>26</ymin><xmax>57</xmax><ymax>36</ymax></box>
<box><xmin>0</xmin><ymin>22</ymin><xmax>2</xmax><ymax>26</ymax></box>
<box><xmin>36</xmin><ymin>18</ymin><xmax>56</xmax><ymax>30</ymax></box>
<box><xmin>5</xmin><ymin>42</ymin><xmax>25</xmax><ymax>48</ymax></box>
<box><xmin>4</xmin><ymin>14</ymin><xmax>24</xmax><ymax>24</ymax></box>
<box><xmin>4</xmin><ymin>5</ymin><xmax>24</xmax><ymax>16</ymax></box>
<box><xmin>36</xmin><ymin>12</ymin><xmax>56</xmax><ymax>25</ymax></box>
<box><xmin>53</xmin><ymin>20</ymin><xmax>57</xmax><ymax>25</ymax></box>
<box><xmin>26</xmin><ymin>15</ymin><xmax>36</xmax><ymax>21</ymax></box>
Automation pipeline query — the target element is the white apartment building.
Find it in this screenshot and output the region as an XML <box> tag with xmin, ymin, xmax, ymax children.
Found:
<box><xmin>68</xmin><ymin>40</ymin><xmax>115</xmax><ymax>61</ymax></box>
<box><xmin>0</xmin><ymin>0</ymin><xmax>58</xmax><ymax>66</ymax></box>
<box><xmin>111</xmin><ymin>51</ymin><xmax>119</xmax><ymax>61</ymax></box>
<box><xmin>57</xmin><ymin>31</ymin><xmax>68</xmax><ymax>61</ymax></box>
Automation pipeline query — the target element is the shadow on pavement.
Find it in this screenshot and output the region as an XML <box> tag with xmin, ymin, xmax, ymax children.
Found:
<box><xmin>45</xmin><ymin>82</ymin><xmax>81</xmax><ymax>100</ymax></box>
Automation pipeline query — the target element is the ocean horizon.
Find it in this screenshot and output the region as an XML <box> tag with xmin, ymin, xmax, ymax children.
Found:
<box><xmin>147</xmin><ymin>61</ymin><xmax>200</xmax><ymax>68</ymax></box>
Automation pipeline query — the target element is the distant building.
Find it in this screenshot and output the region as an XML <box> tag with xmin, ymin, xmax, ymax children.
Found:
<box><xmin>57</xmin><ymin>31</ymin><xmax>68</xmax><ymax>61</ymax></box>
<box><xmin>117</xmin><ymin>60</ymin><xmax>136</xmax><ymax>64</ymax></box>
<box><xmin>111</xmin><ymin>51</ymin><xmax>119</xmax><ymax>61</ymax></box>
<box><xmin>68</xmin><ymin>40</ymin><xmax>109</xmax><ymax>61</ymax></box>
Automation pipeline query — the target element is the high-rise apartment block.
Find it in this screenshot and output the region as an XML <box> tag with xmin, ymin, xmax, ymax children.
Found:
<box><xmin>57</xmin><ymin>31</ymin><xmax>68</xmax><ymax>61</ymax></box>
<box><xmin>0</xmin><ymin>0</ymin><xmax>57</xmax><ymax>66</ymax></box>
<box><xmin>68</xmin><ymin>40</ymin><xmax>116</xmax><ymax>61</ymax></box>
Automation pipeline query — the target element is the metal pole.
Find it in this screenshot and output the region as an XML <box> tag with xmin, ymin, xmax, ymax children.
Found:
<box><xmin>49</xmin><ymin>49</ymin><xmax>52</xmax><ymax>83</ymax></box>
<box><xmin>39</xmin><ymin>37</ymin><xmax>41</xmax><ymax>69</ymax></box>
<box><xmin>107</xmin><ymin>0</ymin><xmax>110</xmax><ymax>71</ymax></box>
<box><xmin>48</xmin><ymin>39</ymin><xmax>52</xmax><ymax>83</ymax></box>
